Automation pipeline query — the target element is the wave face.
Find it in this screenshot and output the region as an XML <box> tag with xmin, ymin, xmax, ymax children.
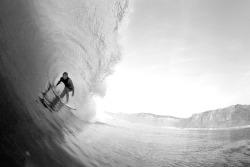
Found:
<box><xmin>0</xmin><ymin>0</ymin><xmax>128</xmax><ymax>166</ymax></box>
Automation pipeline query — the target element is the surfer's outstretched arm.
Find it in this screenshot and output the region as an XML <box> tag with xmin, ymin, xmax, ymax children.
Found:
<box><xmin>56</xmin><ymin>78</ymin><xmax>62</xmax><ymax>87</ymax></box>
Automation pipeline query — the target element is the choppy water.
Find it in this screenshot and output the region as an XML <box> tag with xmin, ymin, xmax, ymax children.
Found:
<box><xmin>61</xmin><ymin>120</ymin><xmax>250</xmax><ymax>167</ymax></box>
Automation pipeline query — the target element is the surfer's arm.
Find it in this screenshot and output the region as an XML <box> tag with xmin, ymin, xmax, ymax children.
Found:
<box><xmin>56</xmin><ymin>78</ymin><xmax>62</xmax><ymax>86</ymax></box>
<box><xmin>69</xmin><ymin>79</ymin><xmax>74</xmax><ymax>96</ymax></box>
<box><xmin>72</xmin><ymin>87</ymin><xmax>74</xmax><ymax>96</ymax></box>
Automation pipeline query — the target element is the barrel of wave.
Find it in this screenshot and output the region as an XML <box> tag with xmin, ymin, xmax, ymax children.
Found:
<box><xmin>51</xmin><ymin>70</ymin><xmax>95</xmax><ymax>121</ymax></box>
<box><xmin>0</xmin><ymin>0</ymin><xmax>129</xmax><ymax>122</ymax></box>
<box><xmin>47</xmin><ymin>45</ymin><xmax>106</xmax><ymax>122</ymax></box>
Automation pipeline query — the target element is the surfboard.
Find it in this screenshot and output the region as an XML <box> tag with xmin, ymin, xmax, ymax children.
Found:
<box><xmin>64</xmin><ymin>103</ymin><xmax>76</xmax><ymax>110</ymax></box>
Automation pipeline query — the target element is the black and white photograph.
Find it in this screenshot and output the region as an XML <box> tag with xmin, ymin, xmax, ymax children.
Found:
<box><xmin>1</xmin><ymin>0</ymin><xmax>250</xmax><ymax>166</ymax></box>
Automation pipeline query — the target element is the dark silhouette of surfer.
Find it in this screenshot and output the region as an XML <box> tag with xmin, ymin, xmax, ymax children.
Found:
<box><xmin>55</xmin><ymin>72</ymin><xmax>74</xmax><ymax>103</ymax></box>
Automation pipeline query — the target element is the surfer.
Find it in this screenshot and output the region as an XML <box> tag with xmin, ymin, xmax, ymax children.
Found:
<box><xmin>55</xmin><ymin>72</ymin><xmax>74</xmax><ymax>103</ymax></box>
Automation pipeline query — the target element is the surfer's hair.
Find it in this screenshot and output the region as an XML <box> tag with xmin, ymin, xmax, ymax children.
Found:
<box><xmin>63</xmin><ymin>72</ymin><xmax>68</xmax><ymax>76</ymax></box>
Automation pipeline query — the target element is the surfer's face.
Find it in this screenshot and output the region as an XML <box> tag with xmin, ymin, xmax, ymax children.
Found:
<box><xmin>63</xmin><ymin>74</ymin><xmax>68</xmax><ymax>79</ymax></box>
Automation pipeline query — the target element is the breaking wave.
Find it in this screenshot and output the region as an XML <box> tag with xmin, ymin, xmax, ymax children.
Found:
<box><xmin>0</xmin><ymin>0</ymin><xmax>128</xmax><ymax>166</ymax></box>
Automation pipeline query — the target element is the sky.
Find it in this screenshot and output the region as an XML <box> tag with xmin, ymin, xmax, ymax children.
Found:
<box><xmin>97</xmin><ymin>0</ymin><xmax>250</xmax><ymax>118</ymax></box>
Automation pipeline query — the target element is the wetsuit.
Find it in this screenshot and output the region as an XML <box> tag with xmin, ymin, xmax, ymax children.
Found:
<box><xmin>58</xmin><ymin>77</ymin><xmax>73</xmax><ymax>91</ymax></box>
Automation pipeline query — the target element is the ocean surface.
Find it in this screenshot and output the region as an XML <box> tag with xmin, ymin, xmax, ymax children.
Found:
<box><xmin>0</xmin><ymin>0</ymin><xmax>250</xmax><ymax>167</ymax></box>
<box><xmin>61</xmin><ymin>119</ymin><xmax>250</xmax><ymax>167</ymax></box>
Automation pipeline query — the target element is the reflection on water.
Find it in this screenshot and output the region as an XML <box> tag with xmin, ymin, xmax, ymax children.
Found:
<box><xmin>62</xmin><ymin>120</ymin><xmax>250</xmax><ymax>167</ymax></box>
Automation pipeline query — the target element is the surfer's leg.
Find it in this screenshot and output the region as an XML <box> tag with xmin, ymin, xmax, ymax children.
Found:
<box><xmin>66</xmin><ymin>88</ymin><xmax>70</xmax><ymax>102</ymax></box>
<box><xmin>60</xmin><ymin>87</ymin><xmax>67</xmax><ymax>99</ymax></box>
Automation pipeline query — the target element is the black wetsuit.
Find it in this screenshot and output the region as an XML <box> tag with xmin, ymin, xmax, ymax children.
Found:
<box><xmin>59</xmin><ymin>77</ymin><xmax>73</xmax><ymax>90</ymax></box>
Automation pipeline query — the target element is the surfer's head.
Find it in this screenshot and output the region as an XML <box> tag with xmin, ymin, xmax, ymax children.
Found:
<box><xmin>63</xmin><ymin>72</ymin><xmax>68</xmax><ymax>79</ymax></box>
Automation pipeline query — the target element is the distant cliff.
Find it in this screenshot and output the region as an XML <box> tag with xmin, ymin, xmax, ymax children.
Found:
<box><xmin>108</xmin><ymin>104</ymin><xmax>250</xmax><ymax>128</ymax></box>
<box><xmin>178</xmin><ymin>104</ymin><xmax>250</xmax><ymax>128</ymax></box>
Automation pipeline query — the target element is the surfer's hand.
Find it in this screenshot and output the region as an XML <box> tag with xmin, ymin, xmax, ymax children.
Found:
<box><xmin>72</xmin><ymin>92</ymin><xmax>74</xmax><ymax>96</ymax></box>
